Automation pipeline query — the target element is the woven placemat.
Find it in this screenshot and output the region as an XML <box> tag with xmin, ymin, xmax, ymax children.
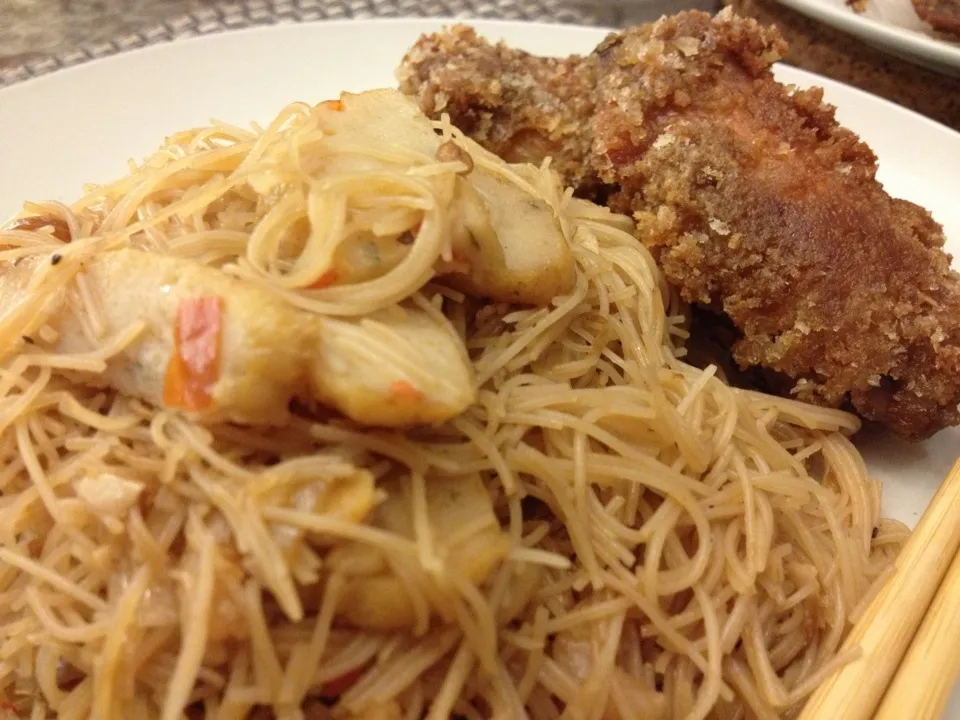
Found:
<box><xmin>0</xmin><ymin>0</ymin><xmax>614</xmax><ymax>88</ymax></box>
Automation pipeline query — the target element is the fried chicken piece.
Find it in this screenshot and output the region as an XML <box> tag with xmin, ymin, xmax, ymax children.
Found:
<box><xmin>912</xmin><ymin>0</ymin><xmax>960</xmax><ymax>38</ymax></box>
<box><xmin>398</xmin><ymin>24</ymin><xmax>600</xmax><ymax>195</ymax></box>
<box><xmin>398</xmin><ymin>9</ymin><xmax>960</xmax><ymax>440</ymax></box>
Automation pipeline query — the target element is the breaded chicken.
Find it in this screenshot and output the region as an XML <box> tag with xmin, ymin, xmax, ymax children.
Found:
<box><xmin>398</xmin><ymin>10</ymin><xmax>960</xmax><ymax>440</ymax></box>
<box><xmin>395</xmin><ymin>29</ymin><xmax>600</xmax><ymax>196</ymax></box>
<box><xmin>2</xmin><ymin>248</ymin><xmax>474</xmax><ymax>427</ymax></box>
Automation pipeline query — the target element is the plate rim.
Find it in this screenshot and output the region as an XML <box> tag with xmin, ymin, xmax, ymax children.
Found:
<box><xmin>2</xmin><ymin>17</ymin><xmax>616</xmax><ymax>94</ymax></box>
<box><xmin>771</xmin><ymin>0</ymin><xmax>960</xmax><ymax>73</ymax></box>
<box><xmin>2</xmin><ymin>15</ymin><xmax>959</xmax><ymax>145</ymax></box>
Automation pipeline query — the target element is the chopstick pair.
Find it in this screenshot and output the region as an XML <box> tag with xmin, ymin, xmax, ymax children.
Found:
<box><xmin>800</xmin><ymin>457</ymin><xmax>960</xmax><ymax>720</ymax></box>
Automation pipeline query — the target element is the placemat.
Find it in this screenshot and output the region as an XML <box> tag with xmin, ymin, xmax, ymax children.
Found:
<box><xmin>0</xmin><ymin>0</ymin><xmax>614</xmax><ymax>88</ymax></box>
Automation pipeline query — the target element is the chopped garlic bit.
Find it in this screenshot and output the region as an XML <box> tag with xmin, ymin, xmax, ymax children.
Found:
<box><xmin>652</xmin><ymin>134</ymin><xmax>676</xmax><ymax>151</ymax></box>
<box><xmin>76</xmin><ymin>473</ymin><xmax>144</xmax><ymax>519</ymax></box>
<box><xmin>578</xmin><ymin>231</ymin><xmax>600</xmax><ymax>254</ymax></box>
<box><xmin>674</xmin><ymin>36</ymin><xmax>700</xmax><ymax>56</ymax></box>
<box><xmin>708</xmin><ymin>218</ymin><xmax>731</xmax><ymax>236</ymax></box>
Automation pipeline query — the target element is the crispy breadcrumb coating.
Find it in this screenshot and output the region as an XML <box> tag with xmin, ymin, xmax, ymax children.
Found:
<box><xmin>399</xmin><ymin>24</ymin><xmax>600</xmax><ymax>193</ymax></box>
<box><xmin>398</xmin><ymin>9</ymin><xmax>960</xmax><ymax>440</ymax></box>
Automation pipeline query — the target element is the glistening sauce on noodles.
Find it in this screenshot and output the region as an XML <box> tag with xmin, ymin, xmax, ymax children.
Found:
<box><xmin>0</xmin><ymin>90</ymin><xmax>908</xmax><ymax>720</ymax></box>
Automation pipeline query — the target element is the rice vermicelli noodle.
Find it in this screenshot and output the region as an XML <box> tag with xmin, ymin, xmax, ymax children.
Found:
<box><xmin>0</xmin><ymin>90</ymin><xmax>908</xmax><ymax>720</ymax></box>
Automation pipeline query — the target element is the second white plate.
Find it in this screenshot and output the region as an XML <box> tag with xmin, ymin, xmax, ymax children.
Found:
<box><xmin>773</xmin><ymin>0</ymin><xmax>960</xmax><ymax>75</ymax></box>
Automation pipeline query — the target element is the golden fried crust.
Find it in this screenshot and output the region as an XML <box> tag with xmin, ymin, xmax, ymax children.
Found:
<box><xmin>594</xmin><ymin>11</ymin><xmax>960</xmax><ymax>440</ymax></box>
<box><xmin>398</xmin><ymin>10</ymin><xmax>960</xmax><ymax>440</ymax></box>
<box><xmin>397</xmin><ymin>24</ymin><xmax>601</xmax><ymax>193</ymax></box>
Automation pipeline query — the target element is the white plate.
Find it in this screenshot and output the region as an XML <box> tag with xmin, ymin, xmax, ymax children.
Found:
<box><xmin>2</xmin><ymin>17</ymin><xmax>960</xmax><ymax>716</ymax></box>
<box><xmin>772</xmin><ymin>0</ymin><xmax>960</xmax><ymax>76</ymax></box>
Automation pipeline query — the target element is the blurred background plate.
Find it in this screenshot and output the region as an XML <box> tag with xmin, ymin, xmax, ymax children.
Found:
<box><xmin>770</xmin><ymin>0</ymin><xmax>960</xmax><ymax>75</ymax></box>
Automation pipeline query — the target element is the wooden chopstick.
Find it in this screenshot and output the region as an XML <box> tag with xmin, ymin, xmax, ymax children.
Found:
<box><xmin>798</xmin><ymin>457</ymin><xmax>960</xmax><ymax>720</ymax></box>
<box><xmin>873</xmin><ymin>531</ymin><xmax>960</xmax><ymax>720</ymax></box>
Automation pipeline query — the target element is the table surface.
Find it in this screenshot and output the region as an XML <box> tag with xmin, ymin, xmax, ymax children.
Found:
<box><xmin>0</xmin><ymin>0</ymin><xmax>627</xmax><ymax>79</ymax></box>
<box><xmin>1</xmin><ymin>0</ymin><xmax>215</xmax><ymax>68</ymax></box>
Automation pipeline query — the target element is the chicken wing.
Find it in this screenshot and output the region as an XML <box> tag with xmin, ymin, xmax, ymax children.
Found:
<box><xmin>396</xmin><ymin>30</ymin><xmax>599</xmax><ymax>195</ymax></box>
<box><xmin>398</xmin><ymin>10</ymin><xmax>960</xmax><ymax>440</ymax></box>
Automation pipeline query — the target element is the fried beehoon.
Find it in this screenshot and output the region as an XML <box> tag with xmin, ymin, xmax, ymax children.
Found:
<box><xmin>398</xmin><ymin>10</ymin><xmax>960</xmax><ymax>442</ymax></box>
<box><xmin>0</xmin><ymin>88</ymin><xmax>907</xmax><ymax>720</ymax></box>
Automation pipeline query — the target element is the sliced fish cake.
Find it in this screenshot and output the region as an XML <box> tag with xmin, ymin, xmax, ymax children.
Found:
<box><xmin>2</xmin><ymin>248</ymin><xmax>474</xmax><ymax>427</ymax></box>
